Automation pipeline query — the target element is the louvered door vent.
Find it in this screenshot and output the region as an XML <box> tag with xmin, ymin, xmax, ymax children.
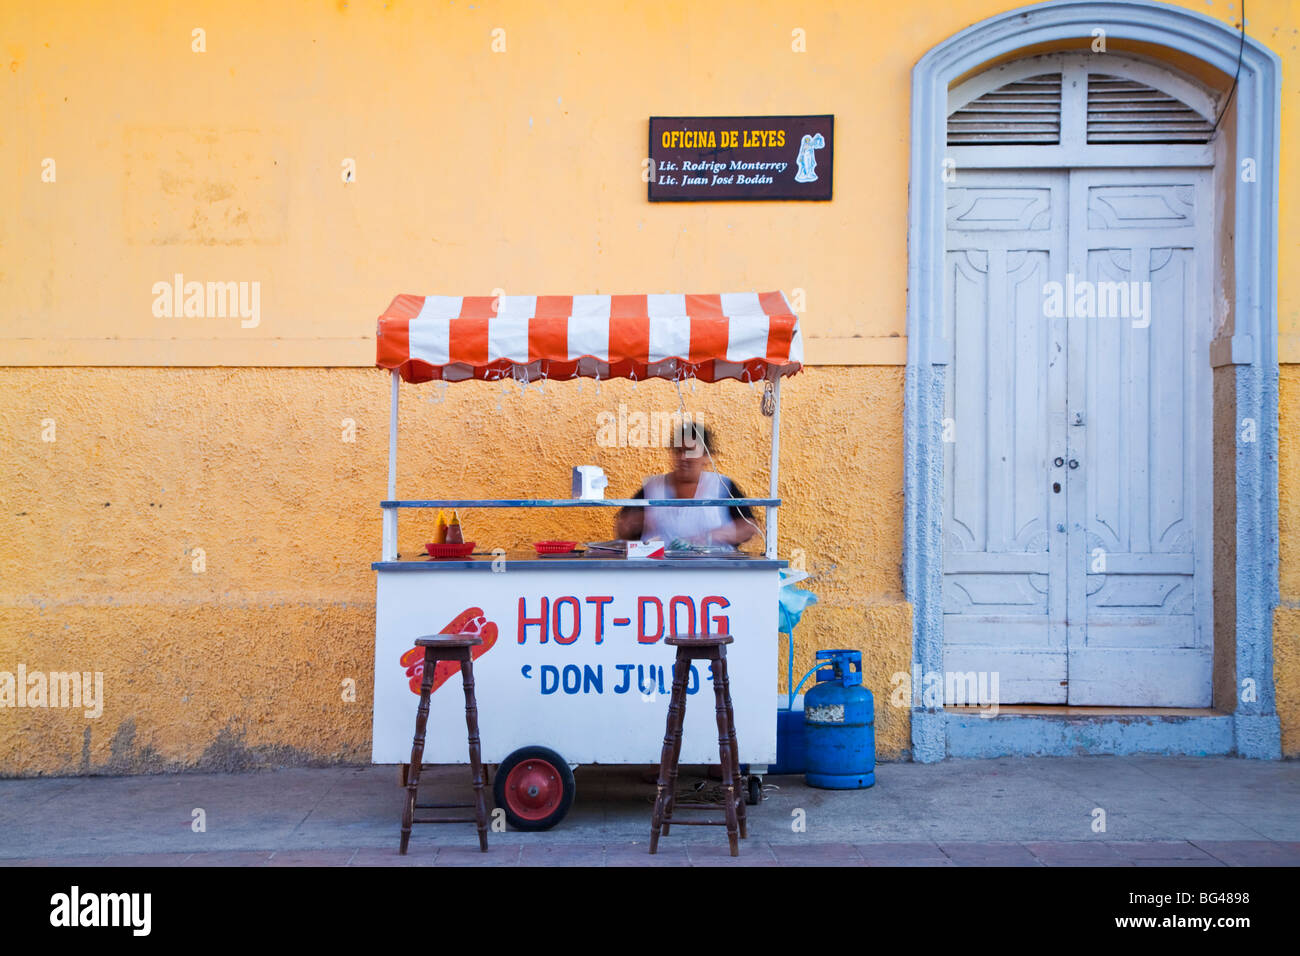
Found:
<box><xmin>947</xmin><ymin>73</ymin><xmax>1062</xmax><ymax>146</ymax></box>
<box><xmin>1087</xmin><ymin>75</ymin><xmax>1214</xmax><ymax>144</ymax></box>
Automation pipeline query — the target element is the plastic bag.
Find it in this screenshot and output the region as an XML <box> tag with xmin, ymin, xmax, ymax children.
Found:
<box><xmin>778</xmin><ymin>567</ymin><xmax>818</xmax><ymax>635</ymax></box>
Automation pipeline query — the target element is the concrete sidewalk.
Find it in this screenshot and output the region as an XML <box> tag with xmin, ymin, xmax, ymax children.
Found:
<box><xmin>2</xmin><ymin>756</ymin><xmax>1298</xmax><ymax>866</ymax></box>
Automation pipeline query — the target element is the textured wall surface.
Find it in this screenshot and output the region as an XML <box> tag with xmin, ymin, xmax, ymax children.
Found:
<box><xmin>0</xmin><ymin>366</ymin><xmax>911</xmax><ymax>774</ymax></box>
<box><xmin>1278</xmin><ymin>367</ymin><xmax>1299</xmax><ymax>755</ymax></box>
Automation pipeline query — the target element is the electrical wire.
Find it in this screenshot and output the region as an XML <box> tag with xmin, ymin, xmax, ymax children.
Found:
<box><xmin>671</xmin><ymin>374</ymin><xmax>768</xmax><ymax>545</ymax></box>
<box><xmin>1211</xmin><ymin>0</ymin><xmax>1247</xmax><ymax>136</ymax></box>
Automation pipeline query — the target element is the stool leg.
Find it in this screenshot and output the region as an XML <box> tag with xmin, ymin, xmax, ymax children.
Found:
<box><xmin>660</xmin><ymin>655</ymin><xmax>692</xmax><ymax>835</ymax></box>
<box><xmin>719</xmin><ymin>652</ymin><xmax>747</xmax><ymax>839</ymax></box>
<box><xmin>650</xmin><ymin>654</ymin><xmax>689</xmax><ymax>853</ymax></box>
<box><xmin>400</xmin><ymin>646</ymin><xmax>436</xmax><ymax>855</ymax></box>
<box><xmin>711</xmin><ymin>657</ymin><xmax>740</xmax><ymax>856</ymax></box>
<box><xmin>461</xmin><ymin>653</ymin><xmax>489</xmax><ymax>853</ymax></box>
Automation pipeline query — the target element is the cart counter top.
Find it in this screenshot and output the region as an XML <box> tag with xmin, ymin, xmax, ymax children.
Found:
<box><xmin>373</xmin><ymin>551</ymin><xmax>787</xmax><ymax>572</ymax></box>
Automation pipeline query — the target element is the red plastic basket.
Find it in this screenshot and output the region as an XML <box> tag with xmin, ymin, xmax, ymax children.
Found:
<box><xmin>426</xmin><ymin>541</ymin><xmax>476</xmax><ymax>559</ymax></box>
<box><xmin>533</xmin><ymin>540</ymin><xmax>578</xmax><ymax>554</ymax></box>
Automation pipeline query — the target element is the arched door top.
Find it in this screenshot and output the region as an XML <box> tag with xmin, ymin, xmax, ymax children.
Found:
<box><xmin>949</xmin><ymin>51</ymin><xmax>1219</xmax><ymax>121</ymax></box>
<box><xmin>948</xmin><ymin>52</ymin><xmax>1220</xmax><ymax>164</ymax></box>
<box><xmin>914</xmin><ymin>0</ymin><xmax>1274</xmax><ymax>89</ymax></box>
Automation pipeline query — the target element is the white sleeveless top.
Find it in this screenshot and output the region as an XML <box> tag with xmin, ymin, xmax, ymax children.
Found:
<box><xmin>641</xmin><ymin>470</ymin><xmax>734</xmax><ymax>546</ymax></box>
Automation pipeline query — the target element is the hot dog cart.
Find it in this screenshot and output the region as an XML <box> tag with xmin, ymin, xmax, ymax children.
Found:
<box><xmin>371</xmin><ymin>291</ymin><xmax>802</xmax><ymax>829</ymax></box>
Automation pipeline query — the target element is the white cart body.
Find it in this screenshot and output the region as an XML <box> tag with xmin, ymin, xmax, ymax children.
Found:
<box><xmin>371</xmin><ymin>563</ymin><xmax>779</xmax><ymax>764</ymax></box>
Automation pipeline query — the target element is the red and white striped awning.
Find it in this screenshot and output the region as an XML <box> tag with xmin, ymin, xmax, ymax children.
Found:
<box><xmin>375</xmin><ymin>292</ymin><xmax>803</xmax><ymax>384</ymax></box>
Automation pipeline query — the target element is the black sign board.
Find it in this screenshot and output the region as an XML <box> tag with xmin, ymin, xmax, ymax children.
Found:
<box><xmin>648</xmin><ymin>114</ymin><xmax>833</xmax><ymax>202</ymax></box>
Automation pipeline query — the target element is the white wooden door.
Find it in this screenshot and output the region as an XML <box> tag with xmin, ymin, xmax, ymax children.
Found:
<box><xmin>943</xmin><ymin>171</ymin><xmax>1069</xmax><ymax>703</ymax></box>
<box><xmin>1064</xmin><ymin>169</ymin><xmax>1213</xmax><ymax>705</ymax></box>
<box><xmin>942</xmin><ymin>168</ymin><xmax>1212</xmax><ymax>705</ymax></box>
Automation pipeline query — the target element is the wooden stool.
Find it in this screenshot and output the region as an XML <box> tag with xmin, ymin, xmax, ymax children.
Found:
<box><xmin>398</xmin><ymin>634</ymin><xmax>489</xmax><ymax>854</ymax></box>
<box><xmin>649</xmin><ymin>633</ymin><xmax>748</xmax><ymax>856</ymax></box>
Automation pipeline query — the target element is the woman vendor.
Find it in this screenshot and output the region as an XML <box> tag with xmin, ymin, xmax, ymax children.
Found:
<box><xmin>614</xmin><ymin>422</ymin><xmax>757</xmax><ymax>549</ymax></box>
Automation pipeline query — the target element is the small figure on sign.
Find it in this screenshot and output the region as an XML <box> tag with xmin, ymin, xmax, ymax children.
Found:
<box><xmin>794</xmin><ymin>132</ymin><xmax>826</xmax><ymax>183</ymax></box>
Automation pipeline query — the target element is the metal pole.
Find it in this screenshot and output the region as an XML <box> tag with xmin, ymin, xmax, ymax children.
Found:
<box><xmin>766</xmin><ymin>377</ymin><xmax>781</xmax><ymax>560</ymax></box>
<box><xmin>383</xmin><ymin>370</ymin><xmax>399</xmax><ymax>560</ymax></box>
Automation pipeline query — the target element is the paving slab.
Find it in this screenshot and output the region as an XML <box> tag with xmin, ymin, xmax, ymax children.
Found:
<box><xmin>518</xmin><ymin>844</ymin><xmax>607</xmax><ymax>866</ymax></box>
<box><xmin>1192</xmin><ymin>840</ymin><xmax>1300</xmax><ymax>866</ymax></box>
<box><xmin>267</xmin><ymin>849</ymin><xmax>357</xmax><ymax>866</ymax></box>
<box><xmin>1108</xmin><ymin>841</ymin><xmax>1220</xmax><ymax>862</ymax></box>
<box><xmin>1024</xmin><ymin>841</ymin><xmax>1131</xmax><ymax>866</ymax></box>
<box><xmin>770</xmin><ymin>843</ymin><xmax>865</xmax><ymax>866</ymax></box>
<box><xmin>856</xmin><ymin>841</ymin><xmax>953</xmax><ymax>866</ymax></box>
<box><xmin>685</xmin><ymin>842</ymin><xmax>780</xmax><ymax>866</ymax></box>
<box><xmin>181</xmin><ymin>850</ymin><xmax>275</xmax><ymax>867</ymax></box>
<box><xmin>432</xmin><ymin>846</ymin><xmax>522</xmax><ymax>866</ymax></box>
<box><xmin>605</xmin><ymin>844</ymin><xmax>689</xmax><ymax>866</ymax></box>
<box><xmin>938</xmin><ymin>841</ymin><xmax>1044</xmax><ymax>866</ymax></box>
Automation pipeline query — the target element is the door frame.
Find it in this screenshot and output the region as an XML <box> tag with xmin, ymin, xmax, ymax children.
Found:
<box><xmin>905</xmin><ymin>0</ymin><xmax>1282</xmax><ymax>759</ymax></box>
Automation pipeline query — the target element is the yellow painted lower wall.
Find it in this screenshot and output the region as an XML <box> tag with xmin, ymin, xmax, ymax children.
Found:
<box><xmin>2</xmin><ymin>362</ymin><xmax>1296</xmax><ymax>774</ymax></box>
<box><xmin>1276</xmin><ymin>367</ymin><xmax>1300</xmax><ymax>756</ymax></box>
<box><xmin>1275</xmin><ymin>608</ymin><xmax>1300</xmax><ymax>758</ymax></box>
<box><xmin>0</xmin><ymin>366</ymin><xmax>911</xmax><ymax>774</ymax></box>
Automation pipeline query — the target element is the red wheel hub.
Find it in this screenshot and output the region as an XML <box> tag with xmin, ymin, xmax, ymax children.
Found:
<box><xmin>504</xmin><ymin>759</ymin><xmax>563</xmax><ymax>821</ymax></box>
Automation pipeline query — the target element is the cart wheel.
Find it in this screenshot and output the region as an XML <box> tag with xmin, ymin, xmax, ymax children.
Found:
<box><xmin>747</xmin><ymin>774</ymin><xmax>762</xmax><ymax>806</ymax></box>
<box><xmin>493</xmin><ymin>746</ymin><xmax>575</xmax><ymax>831</ymax></box>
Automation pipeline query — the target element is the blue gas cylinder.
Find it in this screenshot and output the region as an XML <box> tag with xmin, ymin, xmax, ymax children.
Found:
<box><xmin>803</xmin><ymin>650</ymin><xmax>875</xmax><ymax>789</ymax></box>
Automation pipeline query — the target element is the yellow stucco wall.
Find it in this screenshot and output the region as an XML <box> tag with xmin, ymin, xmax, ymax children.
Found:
<box><xmin>1277</xmin><ymin>367</ymin><xmax>1300</xmax><ymax>755</ymax></box>
<box><xmin>5</xmin><ymin>0</ymin><xmax>1295</xmax><ymax>363</ymax></box>
<box><xmin>0</xmin><ymin>367</ymin><xmax>911</xmax><ymax>773</ymax></box>
<box><xmin>1</xmin><ymin>0</ymin><xmax>1298</xmax><ymax>772</ymax></box>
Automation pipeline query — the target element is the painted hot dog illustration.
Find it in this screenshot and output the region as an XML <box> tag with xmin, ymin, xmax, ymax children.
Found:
<box><xmin>399</xmin><ymin>606</ymin><xmax>499</xmax><ymax>695</ymax></box>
